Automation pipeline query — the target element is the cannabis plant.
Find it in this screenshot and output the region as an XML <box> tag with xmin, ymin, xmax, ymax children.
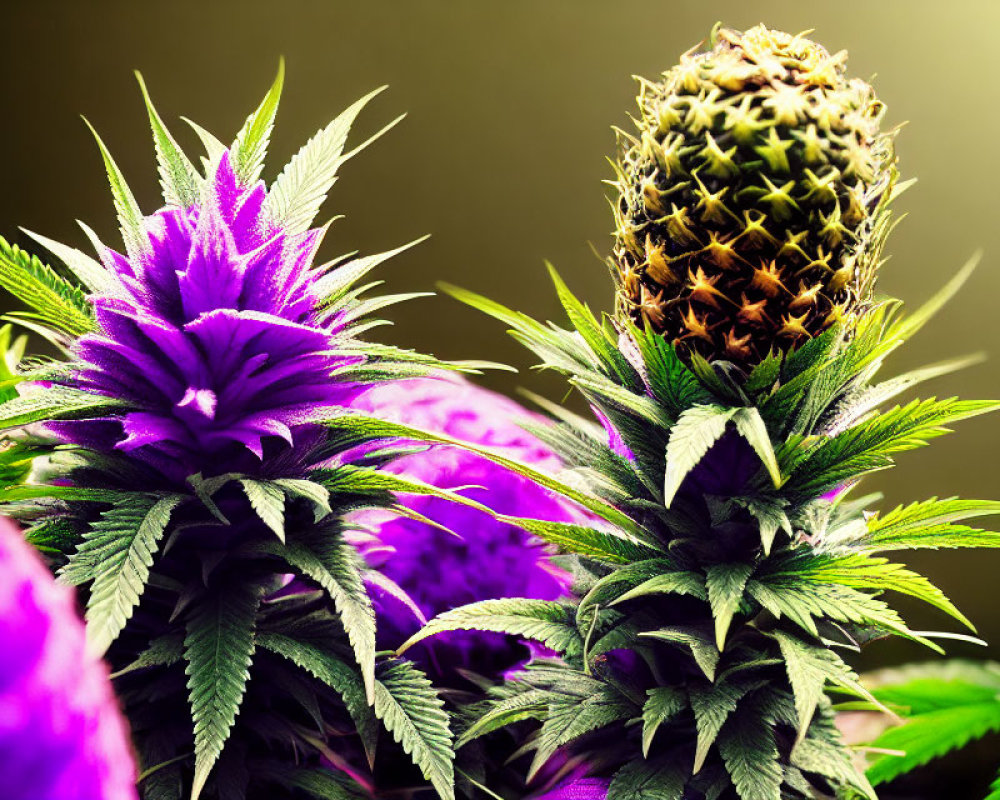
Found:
<box><xmin>0</xmin><ymin>66</ymin><xmax>490</xmax><ymax>799</ymax></box>
<box><xmin>391</xmin><ymin>25</ymin><xmax>1000</xmax><ymax>799</ymax></box>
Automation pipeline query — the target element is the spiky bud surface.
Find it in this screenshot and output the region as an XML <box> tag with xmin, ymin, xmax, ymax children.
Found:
<box><xmin>50</xmin><ymin>151</ymin><xmax>360</xmax><ymax>487</ymax></box>
<box><xmin>613</xmin><ymin>24</ymin><xmax>896</xmax><ymax>369</ymax></box>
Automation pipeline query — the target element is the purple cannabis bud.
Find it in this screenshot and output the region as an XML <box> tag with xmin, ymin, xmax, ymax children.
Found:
<box><xmin>348</xmin><ymin>374</ymin><xmax>580</xmax><ymax>676</ymax></box>
<box><xmin>54</xmin><ymin>152</ymin><xmax>358</xmax><ymax>485</ymax></box>
<box><xmin>0</xmin><ymin>518</ymin><xmax>137</xmax><ymax>800</ymax></box>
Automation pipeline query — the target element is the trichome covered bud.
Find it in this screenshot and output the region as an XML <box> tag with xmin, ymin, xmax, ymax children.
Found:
<box><xmin>612</xmin><ymin>23</ymin><xmax>897</xmax><ymax>369</ymax></box>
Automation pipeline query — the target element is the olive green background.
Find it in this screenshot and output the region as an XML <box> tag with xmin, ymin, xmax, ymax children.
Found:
<box><xmin>2</xmin><ymin>0</ymin><xmax>999</xmax><ymax>792</ymax></box>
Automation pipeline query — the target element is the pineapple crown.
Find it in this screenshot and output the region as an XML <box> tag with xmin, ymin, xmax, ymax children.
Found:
<box><xmin>612</xmin><ymin>24</ymin><xmax>898</xmax><ymax>370</ymax></box>
<box><xmin>0</xmin><ymin>64</ymin><xmax>498</xmax><ymax>800</ymax></box>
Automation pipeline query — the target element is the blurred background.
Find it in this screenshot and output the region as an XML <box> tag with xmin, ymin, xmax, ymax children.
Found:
<box><xmin>2</xmin><ymin>1</ymin><xmax>998</xmax><ymax>794</ymax></box>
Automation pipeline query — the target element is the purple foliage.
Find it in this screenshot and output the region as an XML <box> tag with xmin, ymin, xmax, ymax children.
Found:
<box><xmin>527</xmin><ymin>752</ymin><xmax>610</xmax><ymax>800</ymax></box>
<box><xmin>0</xmin><ymin>517</ymin><xmax>137</xmax><ymax>800</ymax></box>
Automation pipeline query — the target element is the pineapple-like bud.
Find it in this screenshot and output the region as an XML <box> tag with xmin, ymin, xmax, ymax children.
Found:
<box><xmin>613</xmin><ymin>24</ymin><xmax>897</xmax><ymax>369</ymax></box>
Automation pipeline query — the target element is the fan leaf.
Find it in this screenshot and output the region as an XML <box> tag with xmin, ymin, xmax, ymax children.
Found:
<box><xmin>72</xmin><ymin>494</ymin><xmax>183</xmax><ymax>656</ymax></box>
<box><xmin>231</xmin><ymin>60</ymin><xmax>284</xmax><ymax>185</ymax></box>
<box><xmin>373</xmin><ymin>658</ymin><xmax>454</xmax><ymax>800</ymax></box>
<box><xmin>268</xmin><ymin>87</ymin><xmax>387</xmax><ymax>234</ymax></box>
<box><xmin>185</xmin><ymin>579</ymin><xmax>262</xmax><ymax>800</ymax></box>
<box><xmin>663</xmin><ymin>405</ymin><xmax>735</xmax><ymax>507</ymax></box>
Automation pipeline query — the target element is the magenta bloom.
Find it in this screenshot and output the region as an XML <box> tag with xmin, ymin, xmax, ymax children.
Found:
<box><xmin>53</xmin><ymin>152</ymin><xmax>359</xmax><ymax>485</ymax></box>
<box><xmin>348</xmin><ymin>374</ymin><xmax>580</xmax><ymax>676</ymax></box>
<box><xmin>0</xmin><ymin>518</ymin><xmax>137</xmax><ymax>800</ymax></box>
